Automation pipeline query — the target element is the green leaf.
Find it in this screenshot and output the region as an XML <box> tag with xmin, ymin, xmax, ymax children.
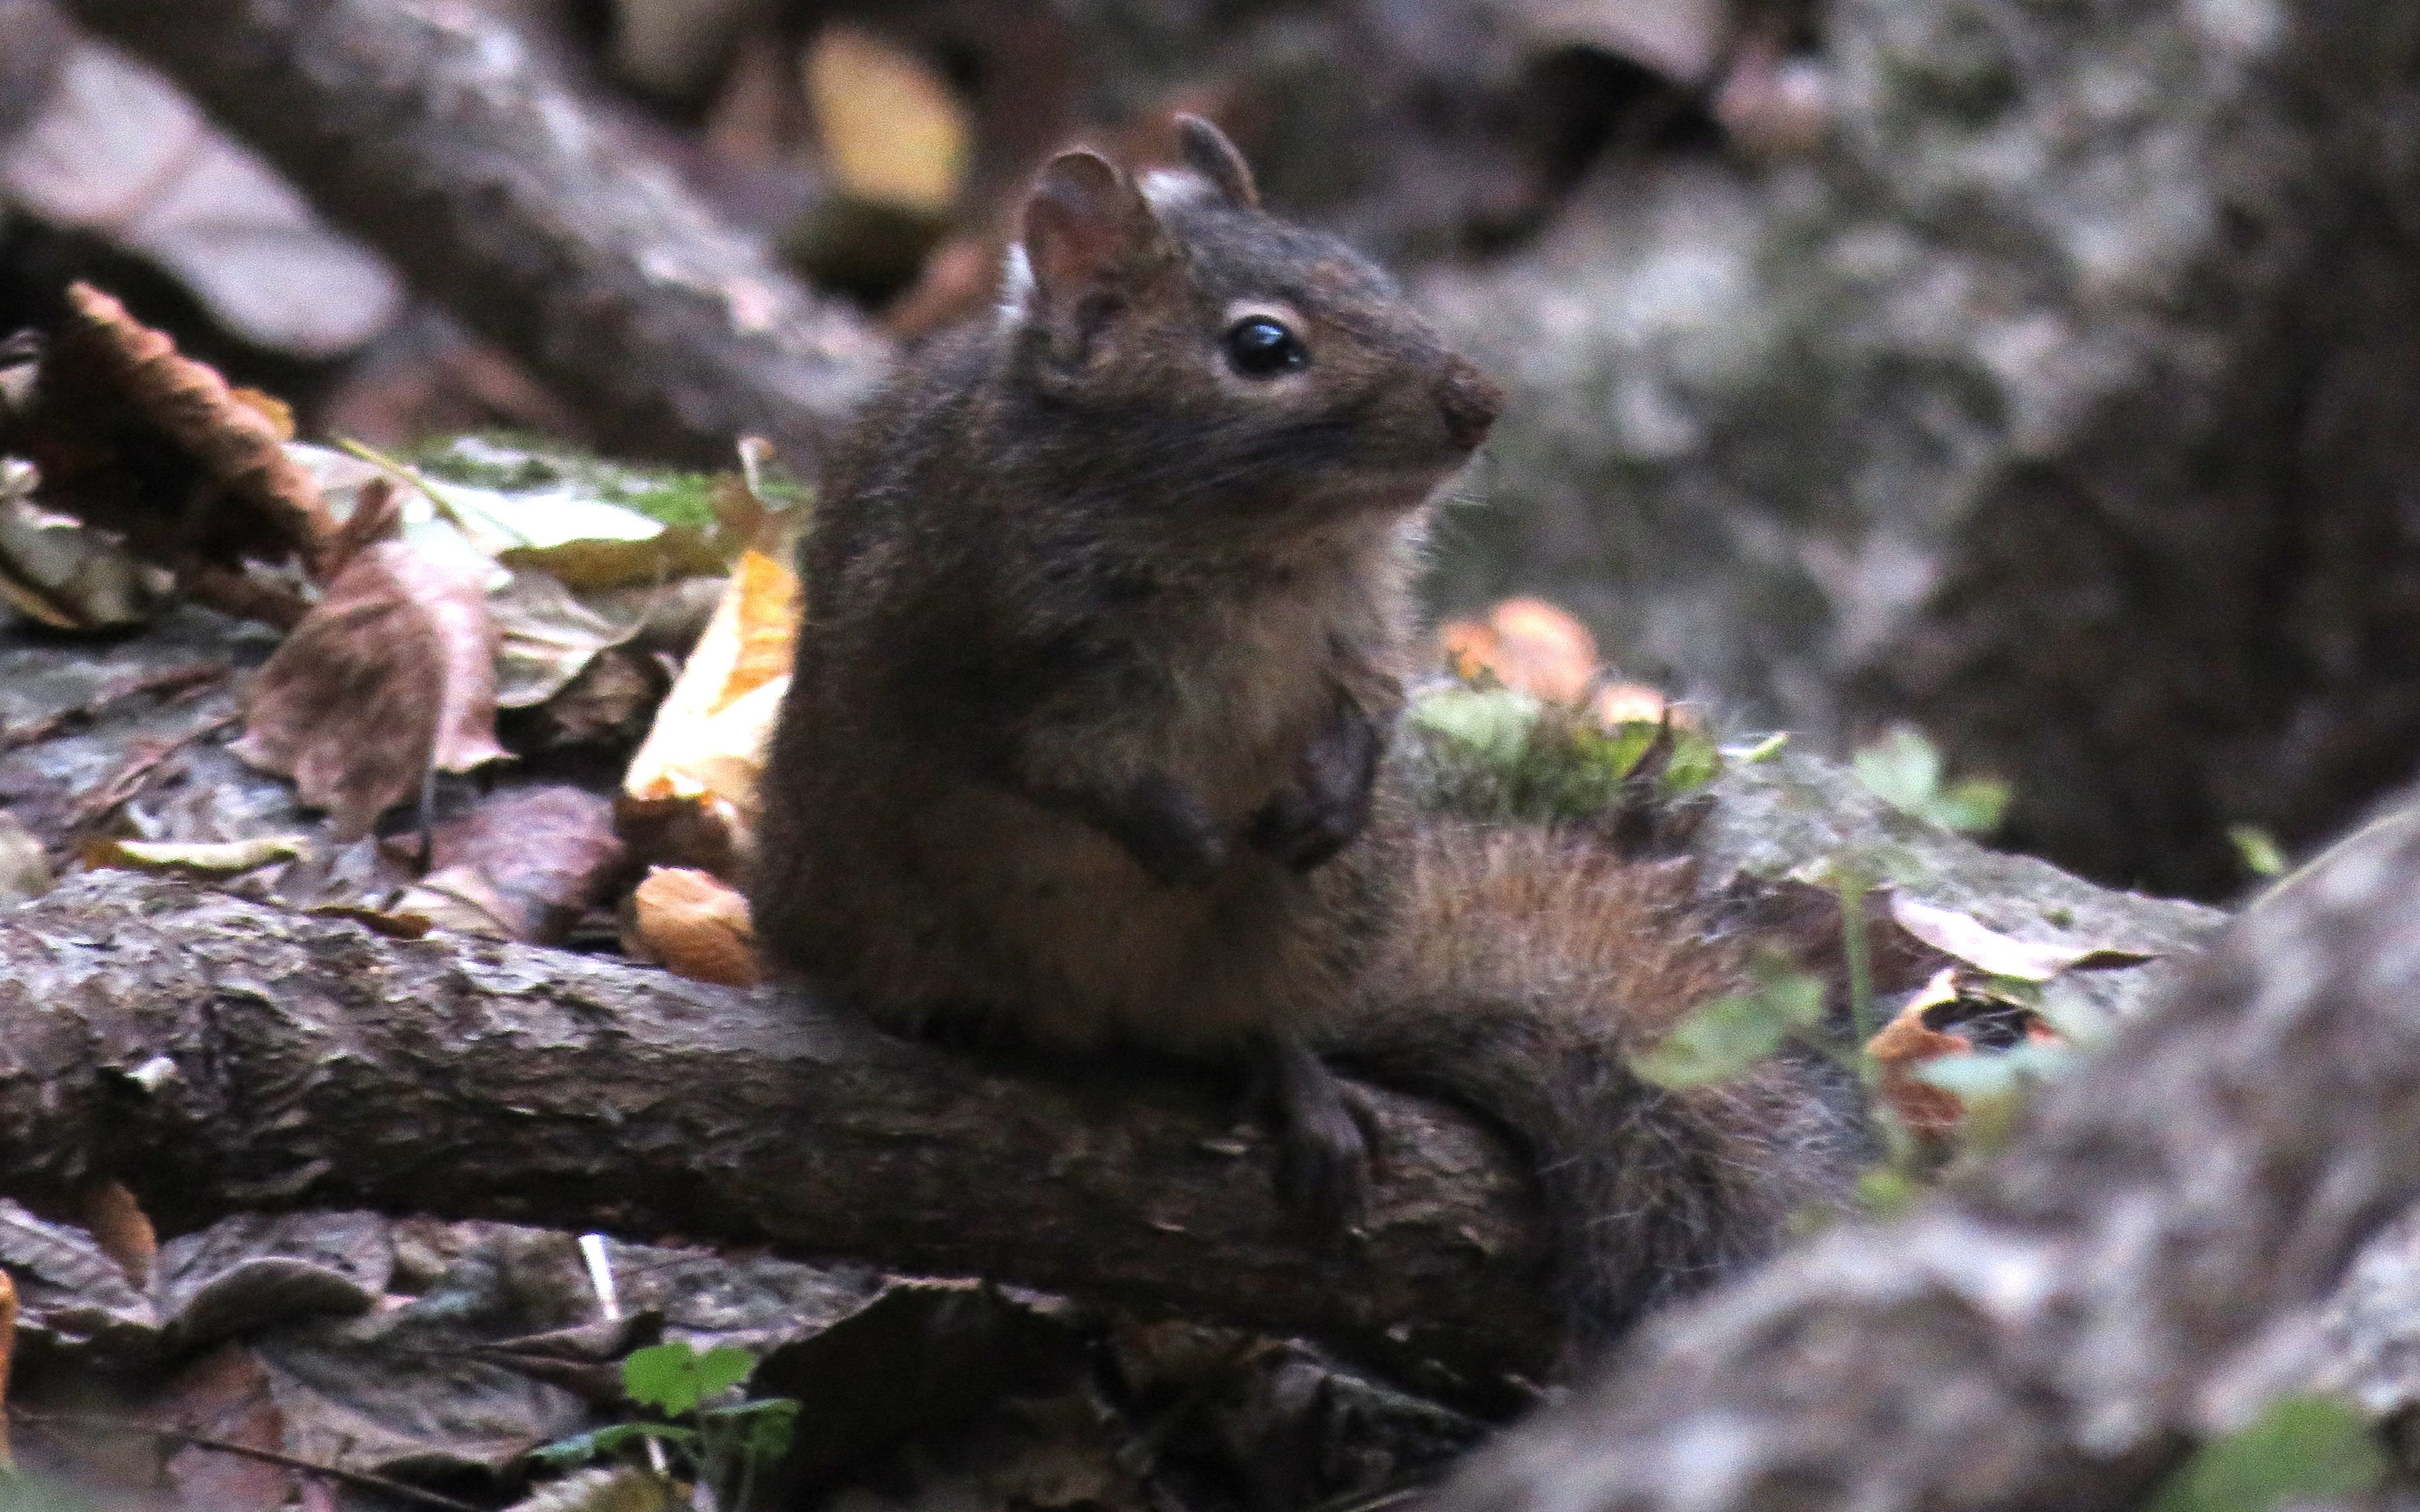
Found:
<box><xmin>1583</xmin><ymin>720</ymin><xmax>1662</xmax><ymax>784</ymax></box>
<box><xmin>1854</xmin><ymin>726</ymin><xmax>1943</xmax><ymax>814</ymax></box>
<box><xmin>1657</xmin><ymin>725</ymin><xmax>1724</xmax><ymax>796</ymax></box>
<box><xmin>1726</xmin><ymin>731</ymin><xmax>1790</xmax><ymax>763</ymax></box>
<box><xmin>1854</xmin><ymin>726</ymin><xmax>2008</xmax><ymax>834</ymax></box>
<box><xmin>2147</xmin><ymin>1393</ymin><xmax>2386</xmax><ymax>1512</ymax></box>
<box><xmin>1407</xmin><ymin>686</ymin><xmax>1541</xmax><ymax>766</ymax></box>
<box><xmin>704</xmin><ymin>1397</ymin><xmax>803</xmax><ymax>1462</ymax></box>
<box><xmin>1637</xmin><ymin>959</ymin><xmax>1825</xmax><ymax>1090</ymax></box>
<box><xmin>692</xmin><ymin>1344</ymin><xmax>757</xmax><ymax>1400</ymax></box>
<box><xmin>1932</xmin><ymin>777</ymin><xmax>2011</xmax><ymax>835</ymax></box>
<box><xmin>529</xmin><ymin>1422</ymin><xmax>700</xmax><ymax>1467</ymax></box>
<box><xmin>2229</xmin><ymin>825</ymin><xmax>2288</xmax><ymax>879</ymax></box>
<box><xmin>1855</xmin><ymin>1166</ymin><xmax>1918</xmax><ymax>1217</ymax></box>
<box><xmin>621</xmin><ymin>1340</ymin><xmax>758</xmax><ymax>1417</ymax></box>
<box><xmin>1913</xmin><ymin>1041</ymin><xmax>2072</xmax><ymax>1101</ymax></box>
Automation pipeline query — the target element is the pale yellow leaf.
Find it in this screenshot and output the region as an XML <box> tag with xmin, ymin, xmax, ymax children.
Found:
<box><xmin>805</xmin><ymin>24</ymin><xmax>970</xmax><ymax>213</ymax></box>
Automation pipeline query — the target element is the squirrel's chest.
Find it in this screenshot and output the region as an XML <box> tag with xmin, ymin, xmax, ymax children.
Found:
<box><xmin>1151</xmin><ymin>590</ymin><xmax>1352</xmax><ymax>809</ymax></box>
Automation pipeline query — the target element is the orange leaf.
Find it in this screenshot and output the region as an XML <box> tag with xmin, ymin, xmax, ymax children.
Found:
<box><xmin>622</xmin><ymin>547</ymin><xmax>800</xmax><ymax>872</ymax></box>
<box><xmin>1486</xmin><ymin>597</ymin><xmax>1597</xmax><ymax>703</ymax></box>
<box><xmin>1867</xmin><ymin>968</ymin><xmax>1971</xmax><ymax>1137</ymax></box>
<box><xmin>0</xmin><ymin>1269</ymin><xmax>15</xmax><ymax>1468</ymax></box>
<box><xmin>77</xmin><ymin>1179</ymin><xmax>156</xmax><ymax>1291</ymax></box>
<box><xmin>632</xmin><ymin>866</ymin><xmax>761</xmax><ymax>986</ymax></box>
<box><xmin>1439</xmin><ymin>618</ymin><xmax>1499</xmax><ymax>681</ymax></box>
<box><xmin>1440</xmin><ymin>596</ymin><xmax>1600</xmax><ymax>703</ymax></box>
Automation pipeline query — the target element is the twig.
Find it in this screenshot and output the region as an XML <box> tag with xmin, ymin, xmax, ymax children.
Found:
<box><xmin>13</xmin><ymin>1410</ymin><xmax>486</xmax><ymax>1512</ymax></box>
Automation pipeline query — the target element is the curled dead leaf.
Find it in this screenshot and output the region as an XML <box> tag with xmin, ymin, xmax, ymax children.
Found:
<box><xmin>60</xmin><ymin>283</ymin><xmax>335</xmax><ymax>572</ymax></box>
<box><xmin>1889</xmin><ymin>895</ymin><xmax>2156</xmax><ymax>982</ymax></box>
<box><xmin>621</xmin><ymin>549</ymin><xmax>799</xmax><ymax>870</ymax></box>
<box><xmin>630</xmin><ymin>866</ymin><xmax>760</xmax><ymax>987</ymax></box>
<box><xmin>301</xmin><ymin>901</ymin><xmax>432</xmax><ymax>940</ymax></box>
<box><xmin>1867</xmin><ymin>967</ymin><xmax>1970</xmax><ymax>1138</ymax></box>
<box><xmin>233</xmin><ymin>539</ymin><xmax>506</xmax><ymax>841</ymax></box>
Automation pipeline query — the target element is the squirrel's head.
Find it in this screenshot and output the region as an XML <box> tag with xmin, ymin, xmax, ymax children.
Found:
<box><xmin>997</xmin><ymin>117</ymin><xmax>1502</xmax><ymax>528</ymax></box>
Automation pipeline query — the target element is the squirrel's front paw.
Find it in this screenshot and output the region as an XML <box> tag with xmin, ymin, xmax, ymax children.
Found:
<box><xmin>1112</xmin><ymin>771</ymin><xmax>1228</xmax><ymax>887</ymax></box>
<box><xmin>1250</xmin><ymin>699</ymin><xmax>1384</xmax><ymax>870</ymax></box>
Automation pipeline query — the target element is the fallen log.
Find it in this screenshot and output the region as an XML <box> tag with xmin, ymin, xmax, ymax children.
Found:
<box><xmin>0</xmin><ymin>872</ymin><xmax>1553</xmax><ymax>1400</ymax></box>
<box><xmin>48</xmin><ymin>0</ymin><xmax>889</xmax><ymax>467</ymax></box>
<box><xmin>1434</xmin><ymin>808</ymin><xmax>2420</xmax><ymax>1511</ymax></box>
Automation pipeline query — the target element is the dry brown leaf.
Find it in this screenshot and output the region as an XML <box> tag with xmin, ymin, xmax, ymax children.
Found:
<box><xmin>1867</xmin><ymin>967</ymin><xmax>1970</xmax><ymax>1137</ymax></box>
<box><xmin>61</xmin><ymin>283</ymin><xmax>336</xmax><ymax>573</ymax></box>
<box><xmin>804</xmin><ymin>23</ymin><xmax>972</xmax><ymax>213</ymax></box>
<box><xmin>324</xmin><ymin>475</ymin><xmax>402</xmax><ymax>580</ymax></box>
<box><xmin>154</xmin><ymin>1345</ymin><xmax>296</xmax><ymax>1510</ymax></box>
<box><xmin>1888</xmin><ymin>895</ymin><xmax>2156</xmax><ymax>982</ymax></box>
<box><xmin>77</xmin><ymin>1180</ymin><xmax>158</xmax><ymax>1291</ymax></box>
<box><xmin>394</xmin><ymin>786</ymin><xmax>626</xmax><ymax>944</ymax></box>
<box><xmin>232</xmin><ymin>539</ymin><xmax>506</xmax><ymax>840</ymax></box>
<box><xmin>630</xmin><ymin>865</ymin><xmax>760</xmax><ymax>986</ymax></box>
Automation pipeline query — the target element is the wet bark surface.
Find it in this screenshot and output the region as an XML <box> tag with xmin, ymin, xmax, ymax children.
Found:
<box><xmin>0</xmin><ymin>871</ymin><xmax>1557</xmax><ymax>1402</ymax></box>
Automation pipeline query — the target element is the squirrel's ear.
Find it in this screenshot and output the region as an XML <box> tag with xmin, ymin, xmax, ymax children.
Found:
<box><xmin>1019</xmin><ymin>149</ymin><xmax>1158</xmax><ymax>327</ymax></box>
<box><xmin>1175</xmin><ymin>115</ymin><xmax>1257</xmax><ymax>208</ymax></box>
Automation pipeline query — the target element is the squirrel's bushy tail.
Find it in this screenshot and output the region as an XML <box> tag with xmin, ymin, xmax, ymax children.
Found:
<box><xmin>1329</xmin><ymin>821</ymin><xmax>1866</xmax><ymax>1359</ymax></box>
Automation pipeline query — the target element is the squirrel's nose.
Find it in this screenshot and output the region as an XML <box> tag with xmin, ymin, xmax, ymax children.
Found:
<box><xmin>1438</xmin><ymin>358</ymin><xmax>1504</xmax><ymax>452</ymax></box>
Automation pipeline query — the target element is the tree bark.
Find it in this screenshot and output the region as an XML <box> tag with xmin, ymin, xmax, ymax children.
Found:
<box><xmin>47</xmin><ymin>0</ymin><xmax>889</xmax><ymax>467</ymax></box>
<box><xmin>1432</xmin><ymin>807</ymin><xmax>2420</xmax><ymax>1512</ymax></box>
<box><xmin>0</xmin><ymin>872</ymin><xmax>1553</xmax><ymax>1400</ymax></box>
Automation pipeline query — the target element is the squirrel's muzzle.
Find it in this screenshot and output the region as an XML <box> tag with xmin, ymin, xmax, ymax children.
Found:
<box><xmin>1438</xmin><ymin>357</ymin><xmax>1504</xmax><ymax>452</ymax></box>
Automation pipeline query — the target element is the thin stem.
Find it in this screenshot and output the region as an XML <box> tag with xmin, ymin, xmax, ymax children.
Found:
<box><xmin>1838</xmin><ymin>868</ymin><xmax>1876</xmax><ymax>1059</ymax></box>
<box><xmin>14</xmin><ymin>1411</ymin><xmax>484</xmax><ymax>1512</ymax></box>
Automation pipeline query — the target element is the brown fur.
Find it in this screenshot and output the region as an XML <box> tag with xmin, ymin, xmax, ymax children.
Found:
<box><xmin>1339</xmin><ymin>823</ymin><xmax>1861</xmax><ymax>1349</ymax></box>
<box><xmin>753</xmin><ymin>122</ymin><xmax>1859</xmax><ymax>1360</ymax></box>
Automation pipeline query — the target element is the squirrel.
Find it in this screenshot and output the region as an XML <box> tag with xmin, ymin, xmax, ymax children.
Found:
<box><xmin>751</xmin><ymin>116</ymin><xmax>1861</xmax><ymax>1359</ymax></box>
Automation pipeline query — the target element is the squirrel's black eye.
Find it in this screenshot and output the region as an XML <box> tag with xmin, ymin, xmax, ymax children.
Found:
<box><xmin>1224</xmin><ymin>316</ymin><xmax>1308</xmax><ymax>378</ymax></box>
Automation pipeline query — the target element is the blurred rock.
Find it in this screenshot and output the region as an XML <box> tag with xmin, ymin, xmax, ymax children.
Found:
<box><xmin>1417</xmin><ymin>0</ymin><xmax>2420</xmax><ymax>897</ymax></box>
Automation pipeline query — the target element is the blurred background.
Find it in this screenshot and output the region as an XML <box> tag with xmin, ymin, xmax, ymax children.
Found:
<box><xmin>1</xmin><ymin>0</ymin><xmax>2412</xmax><ymax>903</ymax></box>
